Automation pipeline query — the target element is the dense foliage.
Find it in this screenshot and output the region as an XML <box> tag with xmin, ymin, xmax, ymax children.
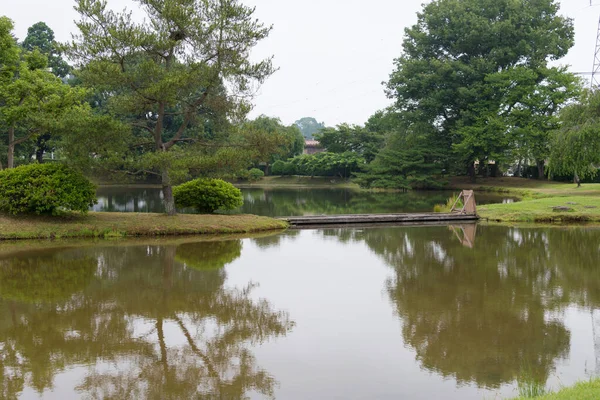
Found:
<box><xmin>315</xmin><ymin>124</ymin><xmax>384</xmax><ymax>163</ymax></box>
<box><xmin>284</xmin><ymin>152</ymin><xmax>365</xmax><ymax>179</ymax></box>
<box><xmin>355</xmin><ymin>136</ymin><xmax>445</xmax><ymax>190</ymax></box>
<box><xmin>239</xmin><ymin>116</ymin><xmax>304</xmax><ymax>174</ymax></box>
<box><xmin>65</xmin><ymin>0</ymin><xmax>275</xmax><ymax>214</ymax></box>
<box><xmin>0</xmin><ymin>163</ymin><xmax>96</xmax><ymax>215</ymax></box>
<box><xmin>0</xmin><ymin>17</ymin><xmax>85</xmax><ymax>170</ymax></box>
<box><xmin>385</xmin><ymin>0</ymin><xmax>578</xmax><ymax>182</ymax></box>
<box><xmin>549</xmin><ymin>90</ymin><xmax>600</xmax><ymax>185</ymax></box>
<box><xmin>173</xmin><ymin>178</ymin><xmax>243</xmax><ymax>214</ymax></box>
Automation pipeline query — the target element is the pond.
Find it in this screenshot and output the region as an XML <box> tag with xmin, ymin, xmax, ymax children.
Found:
<box><xmin>93</xmin><ymin>186</ymin><xmax>517</xmax><ymax>216</ymax></box>
<box><xmin>1</xmin><ymin>225</ymin><xmax>599</xmax><ymax>399</ymax></box>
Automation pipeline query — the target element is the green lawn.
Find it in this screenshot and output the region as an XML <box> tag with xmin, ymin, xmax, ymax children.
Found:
<box><xmin>511</xmin><ymin>379</ymin><xmax>600</xmax><ymax>400</ymax></box>
<box><xmin>448</xmin><ymin>177</ymin><xmax>600</xmax><ymax>223</ymax></box>
<box><xmin>0</xmin><ymin>212</ymin><xmax>288</xmax><ymax>240</ymax></box>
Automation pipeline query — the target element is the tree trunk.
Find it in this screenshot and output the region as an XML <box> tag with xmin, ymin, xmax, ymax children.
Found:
<box><xmin>36</xmin><ymin>148</ymin><xmax>44</xmax><ymax>164</ymax></box>
<box><xmin>515</xmin><ymin>159</ymin><xmax>522</xmax><ymax>177</ymax></box>
<box><xmin>7</xmin><ymin>125</ymin><xmax>15</xmax><ymax>169</ymax></box>
<box><xmin>536</xmin><ymin>160</ymin><xmax>545</xmax><ymax>180</ymax></box>
<box><xmin>161</xmin><ymin>168</ymin><xmax>176</xmax><ymax>216</ymax></box>
<box><xmin>575</xmin><ymin>172</ymin><xmax>581</xmax><ymax>188</ymax></box>
<box><xmin>489</xmin><ymin>163</ymin><xmax>498</xmax><ymax>178</ymax></box>
<box><xmin>468</xmin><ymin>162</ymin><xmax>476</xmax><ymax>183</ymax></box>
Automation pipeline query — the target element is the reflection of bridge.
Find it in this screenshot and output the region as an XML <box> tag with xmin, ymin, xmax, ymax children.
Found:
<box><xmin>282</xmin><ymin>190</ymin><xmax>479</xmax><ymax>228</ymax></box>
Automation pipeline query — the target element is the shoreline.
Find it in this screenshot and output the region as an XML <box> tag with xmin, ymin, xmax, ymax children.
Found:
<box><xmin>0</xmin><ymin>212</ymin><xmax>288</xmax><ymax>241</ymax></box>
<box><xmin>93</xmin><ymin>176</ymin><xmax>600</xmax><ymax>225</ymax></box>
<box><xmin>446</xmin><ymin>177</ymin><xmax>600</xmax><ymax>223</ymax></box>
<box><xmin>510</xmin><ymin>378</ymin><xmax>600</xmax><ymax>400</ymax></box>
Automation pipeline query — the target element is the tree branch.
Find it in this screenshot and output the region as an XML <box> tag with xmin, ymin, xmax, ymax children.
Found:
<box><xmin>163</xmin><ymin>91</ymin><xmax>209</xmax><ymax>150</ymax></box>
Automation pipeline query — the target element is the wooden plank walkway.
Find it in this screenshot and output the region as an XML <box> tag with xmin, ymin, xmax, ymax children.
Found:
<box><xmin>280</xmin><ymin>212</ymin><xmax>479</xmax><ymax>228</ymax></box>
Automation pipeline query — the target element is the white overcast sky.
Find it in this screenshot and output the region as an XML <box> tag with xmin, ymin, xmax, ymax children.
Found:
<box><xmin>5</xmin><ymin>0</ymin><xmax>600</xmax><ymax>126</ymax></box>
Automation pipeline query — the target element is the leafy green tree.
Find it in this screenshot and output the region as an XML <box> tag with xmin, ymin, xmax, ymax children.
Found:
<box><xmin>240</xmin><ymin>115</ymin><xmax>303</xmax><ymax>174</ymax></box>
<box><xmin>315</xmin><ymin>123</ymin><xmax>384</xmax><ymax>163</ymax></box>
<box><xmin>355</xmin><ymin>134</ymin><xmax>445</xmax><ymax>190</ymax></box>
<box><xmin>294</xmin><ymin>117</ymin><xmax>325</xmax><ymax>139</ymax></box>
<box><xmin>289</xmin><ymin>151</ymin><xmax>364</xmax><ymax>178</ymax></box>
<box><xmin>21</xmin><ymin>22</ymin><xmax>74</xmax><ymax>162</ymax></box>
<box><xmin>365</xmin><ymin>109</ymin><xmax>399</xmax><ymax>135</ymax></box>
<box><xmin>387</xmin><ymin>0</ymin><xmax>575</xmax><ymax>182</ymax></box>
<box><xmin>549</xmin><ymin>90</ymin><xmax>600</xmax><ymax>186</ymax></box>
<box><xmin>67</xmin><ymin>0</ymin><xmax>275</xmax><ymax>215</ymax></box>
<box><xmin>21</xmin><ymin>22</ymin><xmax>70</xmax><ymax>78</ymax></box>
<box><xmin>490</xmin><ymin>66</ymin><xmax>581</xmax><ymax>178</ymax></box>
<box><xmin>0</xmin><ymin>19</ymin><xmax>85</xmax><ymax>169</ymax></box>
<box><xmin>0</xmin><ymin>17</ymin><xmax>19</xmax><ymax>170</ymax></box>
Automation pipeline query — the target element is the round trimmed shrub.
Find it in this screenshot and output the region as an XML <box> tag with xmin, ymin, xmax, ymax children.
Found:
<box><xmin>271</xmin><ymin>160</ymin><xmax>286</xmax><ymax>175</ymax></box>
<box><xmin>0</xmin><ymin>163</ymin><xmax>97</xmax><ymax>215</ymax></box>
<box><xmin>248</xmin><ymin>168</ymin><xmax>264</xmax><ymax>181</ymax></box>
<box><xmin>173</xmin><ymin>178</ymin><xmax>243</xmax><ymax>214</ymax></box>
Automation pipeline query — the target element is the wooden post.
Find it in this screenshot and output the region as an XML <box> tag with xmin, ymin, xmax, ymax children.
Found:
<box><xmin>451</xmin><ymin>190</ymin><xmax>477</xmax><ymax>215</ymax></box>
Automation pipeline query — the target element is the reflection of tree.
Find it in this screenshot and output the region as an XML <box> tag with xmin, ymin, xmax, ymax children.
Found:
<box><xmin>96</xmin><ymin>186</ymin><xmax>515</xmax><ymax>216</ymax></box>
<box><xmin>0</xmin><ymin>240</ymin><xmax>293</xmax><ymax>399</ymax></box>
<box><xmin>324</xmin><ymin>226</ymin><xmax>600</xmax><ymax>389</ymax></box>
<box><xmin>175</xmin><ymin>240</ymin><xmax>242</xmax><ymax>270</ymax></box>
<box><xmin>240</xmin><ymin>188</ymin><xmax>451</xmax><ymax>217</ymax></box>
<box><xmin>251</xmin><ymin>230</ymin><xmax>301</xmax><ymax>250</ymax></box>
<box><xmin>0</xmin><ymin>250</ymin><xmax>97</xmax><ymax>303</ymax></box>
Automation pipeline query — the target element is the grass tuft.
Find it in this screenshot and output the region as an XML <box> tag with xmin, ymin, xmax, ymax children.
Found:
<box><xmin>511</xmin><ymin>378</ymin><xmax>600</xmax><ymax>400</ymax></box>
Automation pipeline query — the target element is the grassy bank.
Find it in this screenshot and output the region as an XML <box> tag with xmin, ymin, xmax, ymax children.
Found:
<box><xmin>511</xmin><ymin>379</ymin><xmax>600</xmax><ymax>400</ymax></box>
<box><xmin>0</xmin><ymin>212</ymin><xmax>288</xmax><ymax>240</ymax></box>
<box><xmin>448</xmin><ymin>177</ymin><xmax>600</xmax><ymax>223</ymax></box>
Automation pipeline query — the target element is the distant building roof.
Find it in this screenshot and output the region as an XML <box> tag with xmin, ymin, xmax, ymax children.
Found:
<box><xmin>305</xmin><ymin>140</ymin><xmax>321</xmax><ymax>147</ymax></box>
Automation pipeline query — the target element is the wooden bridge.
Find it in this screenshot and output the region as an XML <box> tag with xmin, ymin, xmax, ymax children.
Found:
<box><xmin>281</xmin><ymin>190</ymin><xmax>479</xmax><ymax>228</ymax></box>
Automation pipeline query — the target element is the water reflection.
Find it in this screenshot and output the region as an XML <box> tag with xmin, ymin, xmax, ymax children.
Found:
<box><xmin>316</xmin><ymin>226</ymin><xmax>600</xmax><ymax>389</ymax></box>
<box><xmin>94</xmin><ymin>187</ymin><xmax>517</xmax><ymax>216</ymax></box>
<box><xmin>1</xmin><ymin>226</ymin><xmax>599</xmax><ymax>399</ymax></box>
<box><xmin>0</xmin><ymin>240</ymin><xmax>294</xmax><ymax>399</ymax></box>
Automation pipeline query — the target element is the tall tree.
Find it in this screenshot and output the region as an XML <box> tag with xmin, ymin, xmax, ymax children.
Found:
<box><xmin>67</xmin><ymin>0</ymin><xmax>275</xmax><ymax>215</ymax></box>
<box><xmin>0</xmin><ymin>16</ymin><xmax>20</xmax><ymax>170</ymax></box>
<box><xmin>0</xmin><ymin>18</ymin><xmax>85</xmax><ymax>169</ymax></box>
<box><xmin>549</xmin><ymin>90</ymin><xmax>600</xmax><ymax>186</ymax></box>
<box><xmin>21</xmin><ymin>22</ymin><xmax>74</xmax><ymax>162</ymax></box>
<box><xmin>315</xmin><ymin>123</ymin><xmax>384</xmax><ymax>163</ymax></box>
<box><xmin>386</xmin><ymin>0</ymin><xmax>575</xmax><ymax>182</ymax></box>
<box><xmin>240</xmin><ymin>115</ymin><xmax>303</xmax><ymax>174</ymax></box>
<box><xmin>21</xmin><ymin>22</ymin><xmax>70</xmax><ymax>78</ymax></box>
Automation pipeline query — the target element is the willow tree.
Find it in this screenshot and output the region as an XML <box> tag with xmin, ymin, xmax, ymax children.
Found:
<box><xmin>549</xmin><ymin>90</ymin><xmax>600</xmax><ymax>186</ymax></box>
<box><xmin>67</xmin><ymin>0</ymin><xmax>274</xmax><ymax>214</ymax></box>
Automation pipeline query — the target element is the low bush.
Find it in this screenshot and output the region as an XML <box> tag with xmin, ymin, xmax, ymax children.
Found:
<box><xmin>248</xmin><ymin>168</ymin><xmax>265</xmax><ymax>181</ymax></box>
<box><xmin>271</xmin><ymin>160</ymin><xmax>286</xmax><ymax>175</ymax></box>
<box><xmin>173</xmin><ymin>178</ymin><xmax>243</xmax><ymax>214</ymax></box>
<box><xmin>272</xmin><ymin>160</ymin><xmax>297</xmax><ymax>176</ymax></box>
<box><xmin>0</xmin><ymin>163</ymin><xmax>96</xmax><ymax>215</ymax></box>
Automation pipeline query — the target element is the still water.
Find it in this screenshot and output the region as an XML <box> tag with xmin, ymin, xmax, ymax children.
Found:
<box><xmin>93</xmin><ymin>186</ymin><xmax>516</xmax><ymax>216</ymax></box>
<box><xmin>1</xmin><ymin>225</ymin><xmax>599</xmax><ymax>399</ymax></box>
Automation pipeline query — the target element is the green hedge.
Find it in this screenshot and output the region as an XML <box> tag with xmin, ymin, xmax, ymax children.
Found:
<box><xmin>0</xmin><ymin>163</ymin><xmax>97</xmax><ymax>215</ymax></box>
<box><xmin>173</xmin><ymin>178</ymin><xmax>243</xmax><ymax>214</ymax></box>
